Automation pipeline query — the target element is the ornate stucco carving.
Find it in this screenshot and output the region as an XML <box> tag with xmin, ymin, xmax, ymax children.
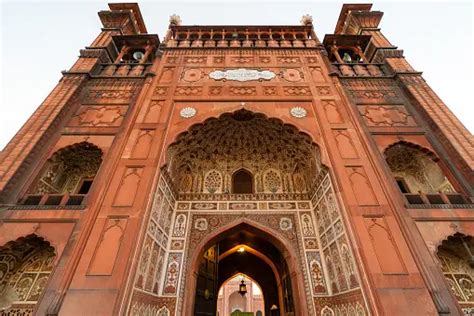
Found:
<box><xmin>385</xmin><ymin>143</ymin><xmax>455</xmax><ymax>193</ymax></box>
<box><xmin>165</xmin><ymin>110</ymin><xmax>322</xmax><ymax>194</ymax></box>
<box><xmin>209</xmin><ymin>69</ymin><xmax>276</xmax><ymax>82</ymax></box>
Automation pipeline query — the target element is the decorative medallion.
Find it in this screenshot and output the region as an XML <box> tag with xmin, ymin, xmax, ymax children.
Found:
<box><xmin>194</xmin><ymin>218</ymin><xmax>208</xmax><ymax>231</ymax></box>
<box><xmin>182</xmin><ymin>68</ymin><xmax>203</xmax><ymax>82</ymax></box>
<box><xmin>290</xmin><ymin>107</ymin><xmax>307</xmax><ymax>118</ymax></box>
<box><xmin>180</xmin><ymin>107</ymin><xmax>196</xmax><ymax>118</ymax></box>
<box><xmin>279</xmin><ymin>217</ymin><xmax>293</xmax><ymax>231</ymax></box>
<box><xmin>209</xmin><ymin>68</ymin><xmax>276</xmax><ymax>82</ymax></box>
<box><xmin>282</xmin><ymin>69</ymin><xmax>303</xmax><ymax>82</ymax></box>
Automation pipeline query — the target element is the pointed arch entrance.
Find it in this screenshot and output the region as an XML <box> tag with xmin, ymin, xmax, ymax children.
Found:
<box><xmin>163</xmin><ymin>109</ymin><xmax>321</xmax><ymax>315</ymax></box>
<box><xmin>128</xmin><ymin>108</ymin><xmax>367</xmax><ymax>315</ymax></box>
<box><xmin>182</xmin><ymin>219</ymin><xmax>308</xmax><ymax>316</ymax></box>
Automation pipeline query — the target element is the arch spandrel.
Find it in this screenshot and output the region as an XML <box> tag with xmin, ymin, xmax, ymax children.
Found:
<box><xmin>187</xmin><ymin>217</ymin><xmax>298</xmax><ymax>265</ymax></box>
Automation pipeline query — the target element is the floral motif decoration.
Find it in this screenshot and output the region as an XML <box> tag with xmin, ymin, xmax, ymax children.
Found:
<box><xmin>279</xmin><ymin>217</ymin><xmax>293</xmax><ymax>231</ymax></box>
<box><xmin>163</xmin><ymin>253</ymin><xmax>182</xmax><ymax>295</ymax></box>
<box><xmin>179</xmin><ymin>107</ymin><xmax>197</xmax><ymax>119</ymax></box>
<box><xmin>290</xmin><ymin>107</ymin><xmax>307</xmax><ymax>118</ymax></box>
<box><xmin>135</xmin><ymin>175</ymin><xmax>176</xmax><ymax>295</ymax></box>
<box><xmin>172</xmin><ymin>214</ymin><xmax>187</xmax><ymax>237</ymax></box>
<box><xmin>313</xmin><ymin>173</ymin><xmax>360</xmax><ymax>294</ymax></box>
<box><xmin>166</xmin><ymin>109</ymin><xmax>322</xmax><ymax>194</ymax></box>
<box><xmin>194</xmin><ymin>218</ymin><xmax>208</xmax><ymax>231</ymax></box>
<box><xmin>204</xmin><ymin>170</ymin><xmax>223</xmax><ymax>193</ymax></box>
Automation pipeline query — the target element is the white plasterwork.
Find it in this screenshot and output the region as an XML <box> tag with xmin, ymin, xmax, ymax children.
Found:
<box><xmin>209</xmin><ymin>68</ymin><xmax>276</xmax><ymax>82</ymax></box>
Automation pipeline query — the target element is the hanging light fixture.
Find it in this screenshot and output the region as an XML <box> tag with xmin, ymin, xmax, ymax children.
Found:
<box><xmin>238</xmin><ymin>277</ymin><xmax>247</xmax><ymax>296</ymax></box>
<box><xmin>270</xmin><ymin>304</ymin><xmax>278</xmax><ymax>316</ymax></box>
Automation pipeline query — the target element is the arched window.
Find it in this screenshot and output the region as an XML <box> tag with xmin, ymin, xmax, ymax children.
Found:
<box><xmin>0</xmin><ymin>235</ymin><xmax>55</xmax><ymax>313</ymax></box>
<box><xmin>256</xmin><ymin>310</ymin><xmax>263</xmax><ymax>316</ymax></box>
<box><xmin>232</xmin><ymin>169</ymin><xmax>253</xmax><ymax>194</ymax></box>
<box><xmin>385</xmin><ymin>142</ymin><xmax>453</xmax><ymax>194</ymax></box>
<box><xmin>384</xmin><ymin>142</ymin><xmax>466</xmax><ymax>205</ymax></box>
<box><xmin>437</xmin><ymin>233</ymin><xmax>474</xmax><ymax>314</ymax></box>
<box><xmin>22</xmin><ymin>142</ymin><xmax>103</xmax><ymax>206</ymax></box>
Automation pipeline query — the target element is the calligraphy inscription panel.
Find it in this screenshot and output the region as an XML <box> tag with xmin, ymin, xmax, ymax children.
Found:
<box><xmin>209</xmin><ymin>68</ymin><xmax>276</xmax><ymax>82</ymax></box>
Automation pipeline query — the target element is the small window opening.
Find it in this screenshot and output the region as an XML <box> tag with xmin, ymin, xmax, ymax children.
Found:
<box><xmin>77</xmin><ymin>179</ymin><xmax>94</xmax><ymax>194</ymax></box>
<box><xmin>232</xmin><ymin>169</ymin><xmax>253</xmax><ymax>194</ymax></box>
<box><xmin>395</xmin><ymin>178</ymin><xmax>410</xmax><ymax>193</ymax></box>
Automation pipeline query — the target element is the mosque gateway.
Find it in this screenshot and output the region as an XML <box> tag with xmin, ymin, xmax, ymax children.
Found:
<box><xmin>0</xmin><ymin>3</ymin><xmax>473</xmax><ymax>316</ymax></box>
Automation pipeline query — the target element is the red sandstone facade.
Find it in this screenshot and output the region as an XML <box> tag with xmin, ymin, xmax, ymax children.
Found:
<box><xmin>0</xmin><ymin>3</ymin><xmax>473</xmax><ymax>316</ymax></box>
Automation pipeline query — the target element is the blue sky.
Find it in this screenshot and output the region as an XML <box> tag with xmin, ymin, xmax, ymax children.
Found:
<box><xmin>0</xmin><ymin>1</ymin><xmax>472</xmax><ymax>149</ymax></box>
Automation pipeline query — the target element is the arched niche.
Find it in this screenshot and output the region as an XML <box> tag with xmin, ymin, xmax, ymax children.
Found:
<box><xmin>29</xmin><ymin>141</ymin><xmax>103</xmax><ymax>195</ymax></box>
<box><xmin>0</xmin><ymin>234</ymin><xmax>56</xmax><ymax>313</ymax></box>
<box><xmin>164</xmin><ymin>109</ymin><xmax>324</xmax><ymax>195</ymax></box>
<box><xmin>217</xmin><ymin>273</ymin><xmax>265</xmax><ymax>316</ymax></box>
<box><xmin>436</xmin><ymin>233</ymin><xmax>474</xmax><ymax>314</ymax></box>
<box><xmin>384</xmin><ymin>142</ymin><xmax>455</xmax><ymax>194</ymax></box>
<box><xmin>228</xmin><ymin>291</ymin><xmax>246</xmax><ymax>314</ymax></box>
<box><xmin>232</xmin><ymin>169</ymin><xmax>254</xmax><ymax>194</ymax></box>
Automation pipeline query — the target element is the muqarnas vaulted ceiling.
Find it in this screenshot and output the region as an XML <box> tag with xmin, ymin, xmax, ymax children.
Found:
<box><xmin>165</xmin><ymin>110</ymin><xmax>323</xmax><ymax>194</ymax></box>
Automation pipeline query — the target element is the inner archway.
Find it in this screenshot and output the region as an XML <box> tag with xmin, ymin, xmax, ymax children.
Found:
<box><xmin>217</xmin><ymin>274</ymin><xmax>264</xmax><ymax>316</ymax></box>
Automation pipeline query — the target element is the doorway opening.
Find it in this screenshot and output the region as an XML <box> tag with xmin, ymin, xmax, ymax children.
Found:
<box><xmin>192</xmin><ymin>223</ymin><xmax>296</xmax><ymax>316</ymax></box>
